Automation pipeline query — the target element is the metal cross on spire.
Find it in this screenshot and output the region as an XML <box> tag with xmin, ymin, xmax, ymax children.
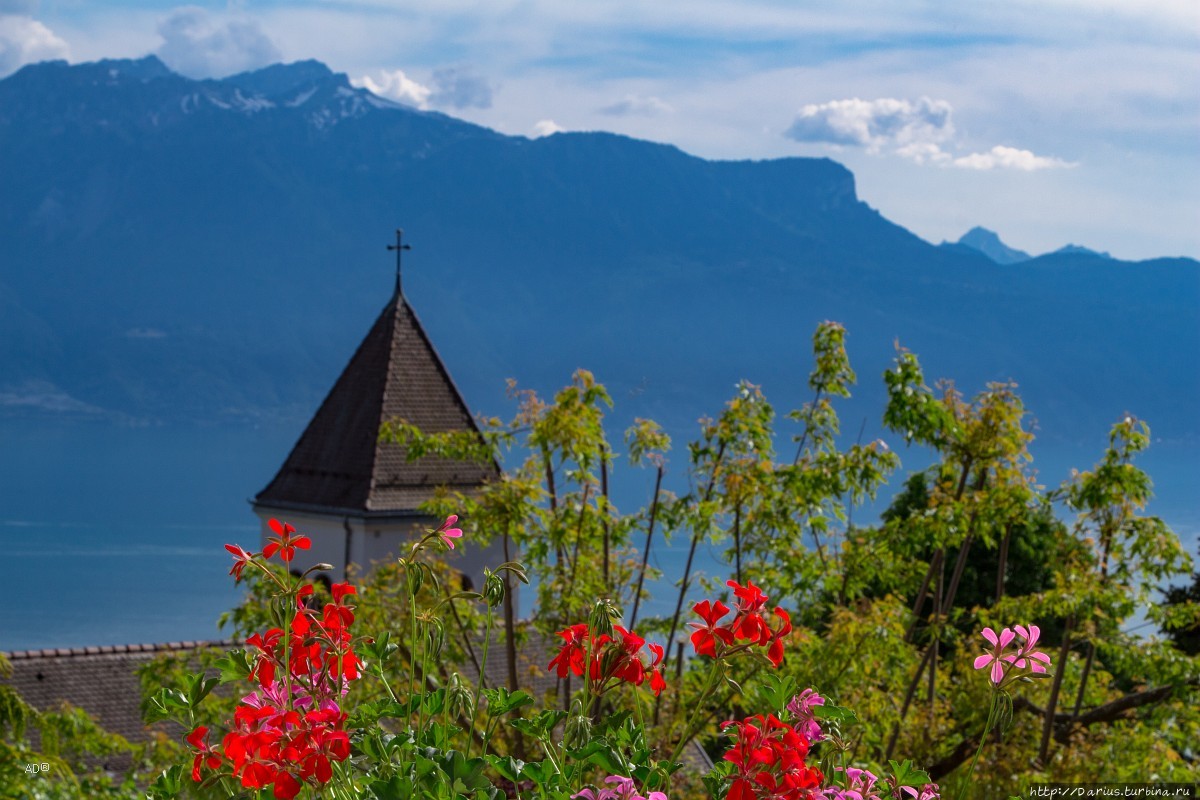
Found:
<box><xmin>387</xmin><ymin>228</ymin><xmax>412</xmax><ymax>296</ymax></box>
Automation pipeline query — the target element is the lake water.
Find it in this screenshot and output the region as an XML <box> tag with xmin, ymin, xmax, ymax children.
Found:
<box><xmin>2</xmin><ymin>419</ymin><xmax>1196</xmax><ymax>651</ymax></box>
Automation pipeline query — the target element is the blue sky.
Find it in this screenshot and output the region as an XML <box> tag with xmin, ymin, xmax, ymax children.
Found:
<box><xmin>3</xmin><ymin>0</ymin><xmax>1197</xmax><ymax>260</ymax></box>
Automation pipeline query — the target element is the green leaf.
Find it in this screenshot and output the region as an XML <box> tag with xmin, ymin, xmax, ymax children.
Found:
<box><xmin>361</xmin><ymin>632</ymin><xmax>400</xmax><ymax>664</ymax></box>
<box><xmin>439</xmin><ymin>749</ymin><xmax>491</xmax><ymax>791</ymax></box>
<box><xmin>888</xmin><ymin>759</ymin><xmax>931</xmax><ymax>788</ymax></box>
<box><xmin>568</xmin><ymin>738</ymin><xmax>630</xmax><ymax>775</ymax></box>
<box><xmin>422</xmin><ymin>688</ymin><xmax>446</xmax><ymax>716</ymax></box>
<box><xmin>702</xmin><ymin>760</ymin><xmax>736</xmax><ymax>799</ymax></box>
<box><xmin>367</xmin><ymin>774</ymin><xmax>413</xmax><ymax>800</ymax></box>
<box><xmin>813</xmin><ymin>703</ymin><xmax>858</xmax><ymax>725</ymax></box>
<box><xmin>214</xmin><ymin>649</ymin><xmax>254</xmax><ymax>684</ymax></box>
<box><xmin>753</xmin><ymin>673</ymin><xmax>800</xmax><ymax>715</ymax></box>
<box><xmin>348</xmin><ymin>698</ymin><xmax>411</xmax><ymax>728</ymax></box>
<box><xmin>184</xmin><ymin>672</ymin><xmax>219</xmax><ymax>707</ymax></box>
<box><xmin>146</xmin><ymin>765</ymin><xmax>184</xmax><ymax>799</ymax></box>
<box><xmin>484</xmin><ymin>755</ymin><xmax>526</xmax><ymax>782</ymax></box>
<box><xmin>144</xmin><ymin>688</ymin><xmax>189</xmax><ymax>723</ymax></box>
<box><xmin>481</xmin><ymin>687</ymin><xmax>534</xmax><ymax>716</ymax></box>
<box><xmin>510</xmin><ymin>709</ymin><xmax>567</xmax><ymax>740</ymax></box>
<box><xmin>520</xmin><ymin>758</ymin><xmax>555</xmax><ymax>787</ymax></box>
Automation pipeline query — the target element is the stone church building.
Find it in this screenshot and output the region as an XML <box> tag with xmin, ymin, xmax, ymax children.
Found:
<box><xmin>252</xmin><ymin>285</ymin><xmax>503</xmax><ymax>590</ymax></box>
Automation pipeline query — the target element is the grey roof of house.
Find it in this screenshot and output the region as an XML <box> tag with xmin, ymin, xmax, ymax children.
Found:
<box><xmin>2</xmin><ymin>640</ymin><xmax>235</xmax><ymax>746</ymax></box>
<box><xmin>1</xmin><ymin>640</ymin><xmax>236</xmax><ymax>775</ymax></box>
<box><xmin>255</xmin><ymin>291</ymin><xmax>498</xmax><ymax>515</ymax></box>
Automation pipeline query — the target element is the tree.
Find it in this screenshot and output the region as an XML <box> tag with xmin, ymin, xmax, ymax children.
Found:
<box><xmin>1164</xmin><ymin>551</ymin><xmax>1200</xmax><ymax>655</ymax></box>
<box><xmin>147</xmin><ymin>322</ymin><xmax>1199</xmax><ymax>796</ymax></box>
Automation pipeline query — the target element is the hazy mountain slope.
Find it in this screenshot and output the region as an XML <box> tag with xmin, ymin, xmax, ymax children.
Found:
<box><xmin>952</xmin><ymin>227</ymin><xmax>1032</xmax><ymax>264</ymax></box>
<box><xmin>1</xmin><ymin>57</ymin><xmax>1196</xmax><ymax>453</ymax></box>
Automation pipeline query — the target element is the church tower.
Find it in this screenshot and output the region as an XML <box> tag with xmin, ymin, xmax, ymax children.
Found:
<box><xmin>253</xmin><ymin>236</ymin><xmax>500</xmax><ymax>589</ymax></box>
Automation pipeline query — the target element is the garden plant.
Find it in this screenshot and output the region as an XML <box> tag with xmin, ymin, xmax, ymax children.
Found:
<box><xmin>3</xmin><ymin>322</ymin><xmax>1197</xmax><ymax>799</ymax></box>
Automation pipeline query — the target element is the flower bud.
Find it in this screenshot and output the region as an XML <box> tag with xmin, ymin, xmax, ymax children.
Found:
<box><xmin>563</xmin><ymin>700</ymin><xmax>593</xmax><ymax>749</ymax></box>
<box><xmin>587</xmin><ymin>598</ymin><xmax>621</xmax><ymax>639</ymax></box>
<box><xmin>407</xmin><ymin>564</ymin><xmax>425</xmax><ymax>595</ymax></box>
<box><xmin>423</xmin><ymin>617</ymin><xmax>447</xmax><ymax>659</ymax></box>
<box><xmin>445</xmin><ymin>672</ymin><xmax>474</xmax><ymax>719</ymax></box>
<box><xmin>483</xmin><ymin>569</ymin><xmax>507</xmax><ymax>608</ymax></box>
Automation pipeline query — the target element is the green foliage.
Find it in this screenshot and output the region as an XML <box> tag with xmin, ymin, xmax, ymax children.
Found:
<box><xmin>105</xmin><ymin>320</ymin><xmax>1200</xmax><ymax>796</ymax></box>
<box><xmin>1163</xmin><ymin>547</ymin><xmax>1200</xmax><ymax>655</ymax></box>
<box><xmin>0</xmin><ymin>652</ymin><xmax>165</xmax><ymax>800</ymax></box>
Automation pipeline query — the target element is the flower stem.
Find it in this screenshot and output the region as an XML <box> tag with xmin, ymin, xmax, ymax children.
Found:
<box><xmin>283</xmin><ymin>568</ymin><xmax>293</xmax><ymax>712</ymax></box>
<box><xmin>376</xmin><ymin>661</ymin><xmax>399</xmax><ymax>702</ymax></box>
<box><xmin>407</xmin><ymin>564</ymin><xmax>419</xmax><ymax>719</ymax></box>
<box><xmin>956</xmin><ymin>690</ymin><xmax>999</xmax><ymax>800</ymax></box>
<box><xmin>669</xmin><ymin>657</ymin><xmax>722</xmax><ymax>765</ymax></box>
<box><xmin>467</xmin><ymin>604</ymin><xmax>493</xmax><ymax>759</ymax></box>
<box><xmin>416</xmin><ymin>619</ymin><xmax>429</xmax><ymax>736</ymax></box>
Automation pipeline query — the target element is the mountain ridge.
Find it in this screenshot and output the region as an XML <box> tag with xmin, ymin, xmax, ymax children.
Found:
<box><xmin>0</xmin><ymin>57</ymin><xmax>1195</xmax><ymax>455</ymax></box>
<box><xmin>953</xmin><ymin>226</ymin><xmax>1031</xmax><ymax>264</ymax></box>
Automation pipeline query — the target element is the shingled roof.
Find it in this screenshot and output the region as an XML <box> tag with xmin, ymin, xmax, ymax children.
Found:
<box><xmin>256</xmin><ymin>291</ymin><xmax>498</xmax><ymax>515</ymax></box>
<box><xmin>3</xmin><ymin>640</ymin><xmax>235</xmax><ymax>747</ymax></box>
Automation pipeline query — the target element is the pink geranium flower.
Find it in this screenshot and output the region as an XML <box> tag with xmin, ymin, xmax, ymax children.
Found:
<box><xmin>436</xmin><ymin>514</ymin><xmax>463</xmax><ymax>549</ymax></box>
<box><xmin>573</xmin><ymin>775</ymin><xmax>668</xmax><ymax>800</ymax></box>
<box><xmin>787</xmin><ymin>688</ymin><xmax>826</xmax><ymax>742</ymax></box>
<box><xmin>1010</xmin><ymin>624</ymin><xmax>1052</xmax><ymax>674</ymax></box>
<box><xmin>973</xmin><ymin>626</ymin><xmax>1015</xmax><ymax>685</ymax></box>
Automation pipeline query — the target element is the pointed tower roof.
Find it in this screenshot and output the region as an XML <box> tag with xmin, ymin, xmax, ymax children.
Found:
<box><xmin>255</xmin><ymin>292</ymin><xmax>497</xmax><ymax>516</ymax></box>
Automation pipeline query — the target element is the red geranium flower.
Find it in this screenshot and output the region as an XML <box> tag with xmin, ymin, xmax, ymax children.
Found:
<box><xmin>689</xmin><ymin>583</ymin><xmax>793</xmax><ymax>667</ymax></box>
<box><xmin>272</xmin><ymin>771</ymin><xmax>302</xmax><ymax>800</ymax></box>
<box><xmin>766</xmin><ymin>608</ymin><xmax>791</xmax><ymax>668</ymax></box>
<box><xmin>188</xmin><ymin>551</ymin><xmax>363</xmax><ymax>798</ymax></box>
<box><xmin>721</xmin><ymin>714</ymin><xmax>822</xmax><ymax>800</ymax></box>
<box><xmin>546</xmin><ymin>622</ymin><xmax>667</xmax><ymax>696</ymax></box>
<box><xmin>225</xmin><ymin>544</ymin><xmax>256</xmax><ymax>581</ymax></box>
<box><xmin>548</xmin><ymin>623</ymin><xmax>591</xmax><ymax>678</ymax></box>
<box><xmin>185</xmin><ymin>726</ymin><xmax>222</xmax><ymax>782</ymax></box>
<box><xmin>728</xmin><ymin>579</ymin><xmax>769</xmax><ymax>613</ymax></box>
<box><xmin>263</xmin><ymin>519</ymin><xmax>312</xmax><ymax>563</ymax></box>
<box><xmin>689</xmin><ymin>599</ymin><xmax>735</xmax><ymax>657</ymax></box>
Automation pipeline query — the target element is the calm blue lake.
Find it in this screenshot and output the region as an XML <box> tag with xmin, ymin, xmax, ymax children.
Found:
<box><xmin>1</xmin><ymin>419</ymin><xmax>1196</xmax><ymax>651</ymax></box>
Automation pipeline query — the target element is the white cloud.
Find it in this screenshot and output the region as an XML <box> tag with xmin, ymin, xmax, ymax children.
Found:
<box><xmin>785</xmin><ymin>96</ymin><xmax>954</xmax><ymax>154</ymax></box>
<box><xmin>786</xmin><ymin>96</ymin><xmax>1072</xmax><ymax>171</ymax></box>
<box><xmin>155</xmin><ymin>5</ymin><xmax>280</xmax><ymax>79</ymax></box>
<box><xmin>599</xmin><ymin>94</ymin><xmax>674</xmax><ymax>117</ymax></box>
<box><xmin>894</xmin><ymin>141</ymin><xmax>951</xmax><ymax>166</ymax></box>
<box><xmin>952</xmin><ymin>145</ymin><xmax>1076</xmax><ymax>171</ymax></box>
<box><xmin>0</xmin><ymin>13</ymin><xmax>69</xmax><ymax>77</ymax></box>
<box><xmin>530</xmin><ymin>119</ymin><xmax>564</xmax><ymax>137</ymax></box>
<box><xmin>0</xmin><ymin>381</ymin><xmax>105</xmax><ymax>416</ymax></box>
<box><xmin>429</xmin><ymin>65</ymin><xmax>493</xmax><ymax>109</ymax></box>
<box><xmin>353</xmin><ymin>69</ymin><xmax>431</xmax><ymax>108</ymax></box>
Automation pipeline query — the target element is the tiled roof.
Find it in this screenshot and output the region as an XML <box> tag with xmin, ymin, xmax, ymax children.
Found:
<box><xmin>2</xmin><ymin>640</ymin><xmax>236</xmax><ymax>771</ymax></box>
<box><xmin>255</xmin><ymin>291</ymin><xmax>498</xmax><ymax>514</ymax></box>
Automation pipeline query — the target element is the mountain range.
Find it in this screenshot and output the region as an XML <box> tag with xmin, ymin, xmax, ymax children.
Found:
<box><xmin>1</xmin><ymin>56</ymin><xmax>1196</xmax><ymax>460</ymax></box>
<box><xmin>941</xmin><ymin>227</ymin><xmax>1113</xmax><ymax>265</ymax></box>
